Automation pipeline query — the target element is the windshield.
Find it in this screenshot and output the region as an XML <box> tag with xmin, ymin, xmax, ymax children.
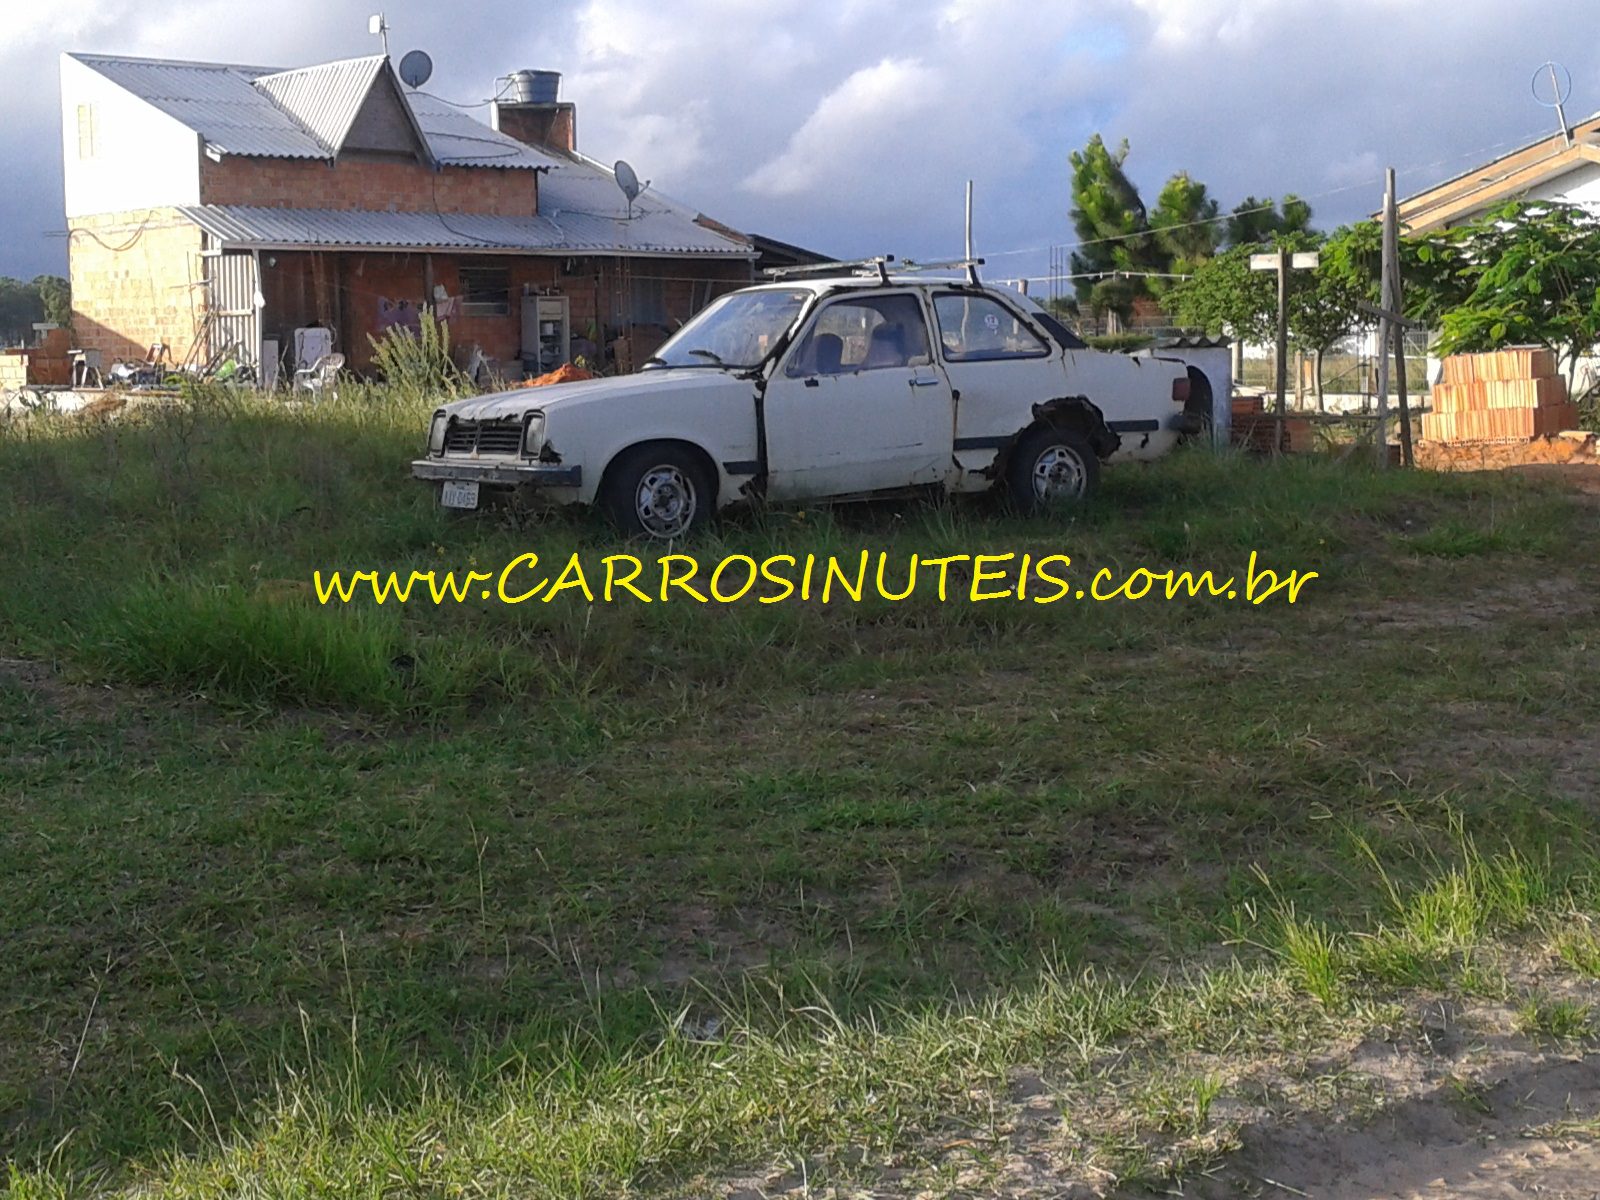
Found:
<box><xmin>648</xmin><ymin>288</ymin><xmax>812</xmax><ymax>370</ymax></box>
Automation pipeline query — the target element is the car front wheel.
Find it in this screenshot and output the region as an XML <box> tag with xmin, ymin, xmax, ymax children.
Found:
<box><xmin>600</xmin><ymin>442</ymin><xmax>715</xmax><ymax>539</ymax></box>
<box><xmin>1005</xmin><ymin>426</ymin><xmax>1100</xmax><ymax>512</ymax></box>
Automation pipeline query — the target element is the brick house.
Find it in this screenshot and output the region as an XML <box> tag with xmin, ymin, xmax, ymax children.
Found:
<box><xmin>60</xmin><ymin>53</ymin><xmax>756</xmax><ymax>379</ymax></box>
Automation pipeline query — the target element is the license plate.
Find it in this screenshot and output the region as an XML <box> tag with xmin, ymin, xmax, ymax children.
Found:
<box><xmin>440</xmin><ymin>480</ymin><xmax>480</xmax><ymax>510</ymax></box>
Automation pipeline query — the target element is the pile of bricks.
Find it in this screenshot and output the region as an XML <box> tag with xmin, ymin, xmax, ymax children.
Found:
<box><xmin>1421</xmin><ymin>349</ymin><xmax>1576</xmax><ymax>442</ymax></box>
<box><xmin>1230</xmin><ymin>392</ymin><xmax>1289</xmax><ymax>454</ymax></box>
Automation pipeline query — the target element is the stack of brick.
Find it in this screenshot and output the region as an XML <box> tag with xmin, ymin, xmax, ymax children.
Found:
<box><xmin>1229</xmin><ymin>392</ymin><xmax>1289</xmax><ymax>454</ymax></box>
<box><xmin>1421</xmin><ymin>349</ymin><xmax>1576</xmax><ymax>442</ymax></box>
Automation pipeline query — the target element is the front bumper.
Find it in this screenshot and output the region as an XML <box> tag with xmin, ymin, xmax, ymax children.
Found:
<box><xmin>411</xmin><ymin>459</ymin><xmax>582</xmax><ymax>488</ymax></box>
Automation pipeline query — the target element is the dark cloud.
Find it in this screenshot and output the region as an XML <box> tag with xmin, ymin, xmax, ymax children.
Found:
<box><xmin>3</xmin><ymin>0</ymin><xmax>1595</xmax><ymax>288</ymax></box>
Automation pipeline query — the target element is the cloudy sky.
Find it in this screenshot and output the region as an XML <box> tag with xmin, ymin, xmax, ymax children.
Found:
<box><xmin>2</xmin><ymin>0</ymin><xmax>1593</xmax><ymax>285</ymax></box>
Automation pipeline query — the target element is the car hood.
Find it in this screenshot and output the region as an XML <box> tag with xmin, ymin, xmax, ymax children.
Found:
<box><xmin>441</xmin><ymin>369</ymin><xmax>754</xmax><ymax>421</ymax></box>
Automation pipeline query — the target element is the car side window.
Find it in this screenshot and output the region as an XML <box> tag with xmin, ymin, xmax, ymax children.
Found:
<box><xmin>786</xmin><ymin>294</ymin><xmax>933</xmax><ymax>377</ymax></box>
<box><xmin>933</xmin><ymin>294</ymin><xmax>1049</xmax><ymax>362</ymax></box>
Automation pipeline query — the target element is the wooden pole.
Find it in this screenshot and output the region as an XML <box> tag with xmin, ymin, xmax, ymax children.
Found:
<box><xmin>1275</xmin><ymin>244</ymin><xmax>1289</xmax><ymax>455</ymax></box>
<box><xmin>1386</xmin><ymin>182</ymin><xmax>1414</xmax><ymax>468</ymax></box>
<box><xmin>1374</xmin><ymin>169</ymin><xmax>1394</xmax><ymax>467</ymax></box>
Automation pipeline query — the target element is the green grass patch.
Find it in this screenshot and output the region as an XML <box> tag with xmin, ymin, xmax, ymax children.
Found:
<box><xmin>1</xmin><ymin>387</ymin><xmax>1598</xmax><ymax>1196</ymax></box>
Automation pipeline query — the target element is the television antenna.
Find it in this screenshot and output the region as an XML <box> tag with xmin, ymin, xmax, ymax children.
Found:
<box><xmin>1532</xmin><ymin>61</ymin><xmax>1574</xmax><ymax>146</ymax></box>
<box><xmin>368</xmin><ymin>13</ymin><xmax>390</xmax><ymax>58</ymax></box>
<box><xmin>614</xmin><ymin>160</ymin><xmax>650</xmax><ymax>219</ymax></box>
<box><xmin>397</xmin><ymin>49</ymin><xmax>433</xmax><ymax>89</ymax></box>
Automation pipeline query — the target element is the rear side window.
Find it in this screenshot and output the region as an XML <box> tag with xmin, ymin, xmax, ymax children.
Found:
<box><xmin>787</xmin><ymin>294</ymin><xmax>932</xmax><ymax>377</ymax></box>
<box><xmin>933</xmin><ymin>294</ymin><xmax>1049</xmax><ymax>362</ymax></box>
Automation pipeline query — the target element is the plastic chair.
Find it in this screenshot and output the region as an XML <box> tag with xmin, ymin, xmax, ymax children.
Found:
<box><xmin>293</xmin><ymin>352</ymin><xmax>344</xmax><ymax>400</ymax></box>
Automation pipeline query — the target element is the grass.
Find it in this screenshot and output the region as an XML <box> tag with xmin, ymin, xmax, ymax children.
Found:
<box><xmin>2</xmin><ymin>386</ymin><xmax>1599</xmax><ymax>1196</ymax></box>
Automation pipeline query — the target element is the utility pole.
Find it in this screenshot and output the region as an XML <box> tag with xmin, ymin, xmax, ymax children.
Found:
<box><xmin>1251</xmin><ymin>248</ymin><xmax>1320</xmax><ymax>454</ymax></box>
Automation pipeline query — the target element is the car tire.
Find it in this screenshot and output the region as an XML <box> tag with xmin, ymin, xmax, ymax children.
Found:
<box><xmin>1005</xmin><ymin>426</ymin><xmax>1100</xmax><ymax>512</ymax></box>
<box><xmin>600</xmin><ymin>442</ymin><xmax>715</xmax><ymax>539</ymax></box>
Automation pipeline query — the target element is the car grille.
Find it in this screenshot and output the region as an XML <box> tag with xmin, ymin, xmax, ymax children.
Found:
<box><xmin>443</xmin><ymin>419</ymin><xmax>524</xmax><ymax>457</ymax></box>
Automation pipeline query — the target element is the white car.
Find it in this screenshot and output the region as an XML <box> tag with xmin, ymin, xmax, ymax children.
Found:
<box><xmin>412</xmin><ymin>266</ymin><xmax>1205</xmax><ymax>538</ymax></box>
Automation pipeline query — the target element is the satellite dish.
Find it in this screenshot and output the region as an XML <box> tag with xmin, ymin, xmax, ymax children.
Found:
<box><xmin>615</xmin><ymin>160</ymin><xmax>643</xmax><ymax>203</ymax></box>
<box><xmin>398</xmin><ymin>50</ymin><xmax>434</xmax><ymax>90</ymax></box>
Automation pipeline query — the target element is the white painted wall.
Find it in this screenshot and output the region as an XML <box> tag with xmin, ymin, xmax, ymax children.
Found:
<box><xmin>1525</xmin><ymin>159</ymin><xmax>1600</xmax><ymax>210</ymax></box>
<box><xmin>60</xmin><ymin>54</ymin><xmax>202</xmax><ymax>218</ymax></box>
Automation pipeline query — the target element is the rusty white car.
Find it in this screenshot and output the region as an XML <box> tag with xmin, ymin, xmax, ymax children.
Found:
<box><xmin>412</xmin><ymin>262</ymin><xmax>1206</xmax><ymax>538</ymax></box>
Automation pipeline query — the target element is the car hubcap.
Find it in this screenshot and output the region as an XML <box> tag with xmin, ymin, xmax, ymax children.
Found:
<box><xmin>1032</xmin><ymin>444</ymin><xmax>1086</xmax><ymax>501</ymax></box>
<box><xmin>636</xmin><ymin>465</ymin><xmax>696</xmax><ymax>537</ymax></box>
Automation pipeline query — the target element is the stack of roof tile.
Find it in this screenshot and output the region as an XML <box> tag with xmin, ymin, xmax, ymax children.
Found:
<box><xmin>1421</xmin><ymin>349</ymin><xmax>1575</xmax><ymax>442</ymax></box>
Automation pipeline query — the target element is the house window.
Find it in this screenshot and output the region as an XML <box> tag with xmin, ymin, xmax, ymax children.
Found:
<box><xmin>629</xmin><ymin>277</ymin><xmax>667</xmax><ymax>327</ymax></box>
<box><xmin>76</xmin><ymin>104</ymin><xmax>98</xmax><ymax>160</ymax></box>
<box><xmin>459</xmin><ymin>264</ymin><xmax>510</xmax><ymax>316</ymax></box>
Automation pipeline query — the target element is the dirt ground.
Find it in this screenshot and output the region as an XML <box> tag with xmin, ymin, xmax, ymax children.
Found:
<box><xmin>1183</xmin><ymin>1002</ymin><xmax>1600</xmax><ymax>1200</ymax></box>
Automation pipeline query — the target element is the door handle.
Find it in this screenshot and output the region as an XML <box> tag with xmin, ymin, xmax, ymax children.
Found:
<box><xmin>909</xmin><ymin>378</ymin><xmax>941</xmax><ymax>388</ymax></box>
<box><xmin>804</xmin><ymin>377</ymin><xmax>819</xmax><ymax>388</ymax></box>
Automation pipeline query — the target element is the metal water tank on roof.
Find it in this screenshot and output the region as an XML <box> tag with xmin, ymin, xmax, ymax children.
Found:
<box><xmin>510</xmin><ymin>70</ymin><xmax>561</xmax><ymax>104</ymax></box>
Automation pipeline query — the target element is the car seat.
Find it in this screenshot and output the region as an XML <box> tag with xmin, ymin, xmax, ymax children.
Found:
<box><xmin>813</xmin><ymin>332</ymin><xmax>844</xmax><ymax>374</ymax></box>
<box><xmin>863</xmin><ymin>324</ymin><xmax>907</xmax><ymax>370</ymax></box>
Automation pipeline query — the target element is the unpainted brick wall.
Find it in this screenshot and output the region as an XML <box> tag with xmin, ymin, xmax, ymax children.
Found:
<box><xmin>69</xmin><ymin>208</ymin><xmax>206</xmax><ymax>366</ymax></box>
<box><xmin>200</xmin><ymin>157</ymin><xmax>537</xmax><ymax>216</ymax></box>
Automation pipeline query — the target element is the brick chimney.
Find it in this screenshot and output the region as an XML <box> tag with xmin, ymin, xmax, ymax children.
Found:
<box><xmin>492</xmin><ymin>70</ymin><xmax>577</xmax><ymax>155</ymax></box>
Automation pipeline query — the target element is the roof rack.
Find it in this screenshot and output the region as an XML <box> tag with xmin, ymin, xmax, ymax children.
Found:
<box><xmin>897</xmin><ymin>257</ymin><xmax>985</xmax><ymax>286</ymax></box>
<box><xmin>763</xmin><ymin>255</ymin><xmax>895</xmax><ymax>285</ymax></box>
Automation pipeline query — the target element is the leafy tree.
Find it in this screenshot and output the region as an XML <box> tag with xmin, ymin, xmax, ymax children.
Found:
<box><xmin>1068</xmin><ymin>135</ymin><xmax>1162</xmax><ymax>311</ymax></box>
<box><xmin>1431</xmin><ymin>199</ymin><xmax>1600</xmax><ymax>385</ymax></box>
<box><xmin>1168</xmin><ymin>231</ymin><xmax>1364</xmax><ymax>403</ymax></box>
<box><xmin>1165</xmin><ymin>244</ymin><xmax>1277</xmax><ymax>345</ymax></box>
<box><xmin>1087</xmin><ymin>276</ymin><xmax>1140</xmax><ymax>324</ymax></box>
<box><xmin>33</xmin><ymin>276</ymin><xmax>71</xmax><ymax>330</ymax></box>
<box><xmin>1226</xmin><ymin>195</ymin><xmax>1314</xmax><ymax>248</ymax></box>
<box><xmin>1148</xmin><ymin>172</ymin><xmax>1221</xmax><ymax>297</ymax></box>
<box><xmin>0</xmin><ymin>278</ymin><xmax>45</xmax><ymax>346</ymax></box>
<box><xmin>1287</xmin><ymin>255</ymin><xmax>1365</xmax><ymax>406</ymax></box>
<box><xmin>0</xmin><ymin>276</ymin><xmax>72</xmax><ymax>345</ymax></box>
<box><xmin>1319</xmin><ymin>221</ymin><xmax>1472</xmax><ymax>327</ymax></box>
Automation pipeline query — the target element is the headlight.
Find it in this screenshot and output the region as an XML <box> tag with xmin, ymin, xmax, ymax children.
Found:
<box><xmin>428</xmin><ymin>410</ymin><xmax>449</xmax><ymax>455</ymax></box>
<box><xmin>521</xmin><ymin>412</ymin><xmax>545</xmax><ymax>458</ymax></box>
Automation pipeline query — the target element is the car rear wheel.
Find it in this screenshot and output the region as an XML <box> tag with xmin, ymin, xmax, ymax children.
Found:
<box><xmin>600</xmin><ymin>442</ymin><xmax>715</xmax><ymax>539</ymax></box>
<box><xmin>1005</xmin><ymin>426</ymin><xmax>1100</xmax><ymax>512</ymax></box>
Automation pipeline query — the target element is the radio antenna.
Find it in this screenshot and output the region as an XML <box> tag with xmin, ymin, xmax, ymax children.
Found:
<box><xmin>1532</xmin><ymin>61</ymin><xmax>1575</xmax><ymax>146</ymax></box>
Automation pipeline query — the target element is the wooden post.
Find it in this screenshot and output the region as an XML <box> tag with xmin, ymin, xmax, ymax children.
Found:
<box><xmin>1385</xmin><ymin>181</ymin><xmax>1414</xmax><ymax>468</ymax></box>
<box><xmin>1374</xmin><ymin>169</ymin><xmax>1395</xmax><ymax>466</ymax></box>
<box><xmin>1275</xmin><ymin>244</ymin><xmax>1290</xmax><ymax>454</ymax></box>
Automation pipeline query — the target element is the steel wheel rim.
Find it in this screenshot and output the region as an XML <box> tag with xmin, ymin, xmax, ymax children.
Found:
<box><xmin>1032</xmin><ymin>444</ymin><xmax>1086</xmax><ymax>502</ymax></box>
<box><xmin>635</xmin><ymin>464</ymin><xmax>697</xmax><ymax>537</ymax></box>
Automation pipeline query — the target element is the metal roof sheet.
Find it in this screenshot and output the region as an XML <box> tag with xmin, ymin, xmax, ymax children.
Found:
<box><xmin>69</xmin><ymin>52</ymin><xmax>560</xmax><ymax>169</ymax></box>
<box><xmin>405</xmin><ymin>92</ymin><xmax>562</xmax><ymax>170</ymax></box>
<box><xmin>252</xmin><ymin>56</ymin><xmax>389</xmax><ymax>156</ymax></box>
<box><xmin>71</xmin><ymin>53</ymin><xmax>328</xmax><ymax>158</ymax></box>
<box><xmin>178</xmin><ymin>204</ymin><xmax>754</xmax><ymax>257</ymax></box>
<box><xmin>74</xmin><ymin>53</ymin><xmax>751</xmax><ymax>256</ymax></box>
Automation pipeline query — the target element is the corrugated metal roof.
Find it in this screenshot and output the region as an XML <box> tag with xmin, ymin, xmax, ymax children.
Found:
<box><xmin>252</xmin><ymin>56</ymin><xmax>389</xmax><ymax>156</ymax></box>
<box><xmin>72</xmin><ymin>53</ymin><xmax>329</xmax><ymax>159</ymax></box>
<box><xmin>74</xmin><ymin>52</ymin><xmax>752</xmax><ymax>256</ymax></box>
<box><xmin>178</xmin><ymin>205</ymin><xmax>754</xmax><ymax>257</ymax></box>
<box><xmin>537</xmin><ymin>150</ymin><xmax>753</xmax><ymax>255</ymax></box>
<box><xmin>69</xmin><ymin>52</ymin><xmax>559</xmax><ymax>169</ymax></box>
<box><xmin>405</xmin><ymin>92</ymin><xmax>561</xmax><ymax>170</ymax></box>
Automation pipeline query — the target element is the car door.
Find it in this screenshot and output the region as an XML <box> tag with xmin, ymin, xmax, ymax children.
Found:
<box><xmin>931</xmin><ymin>291</ymin><xmax>1061</xmax><ymax>485</ymax></box>
<box><xmin>762</xmin><ymin>292</ymin><xmax>952</xmax><ymax>501</ymax></box>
